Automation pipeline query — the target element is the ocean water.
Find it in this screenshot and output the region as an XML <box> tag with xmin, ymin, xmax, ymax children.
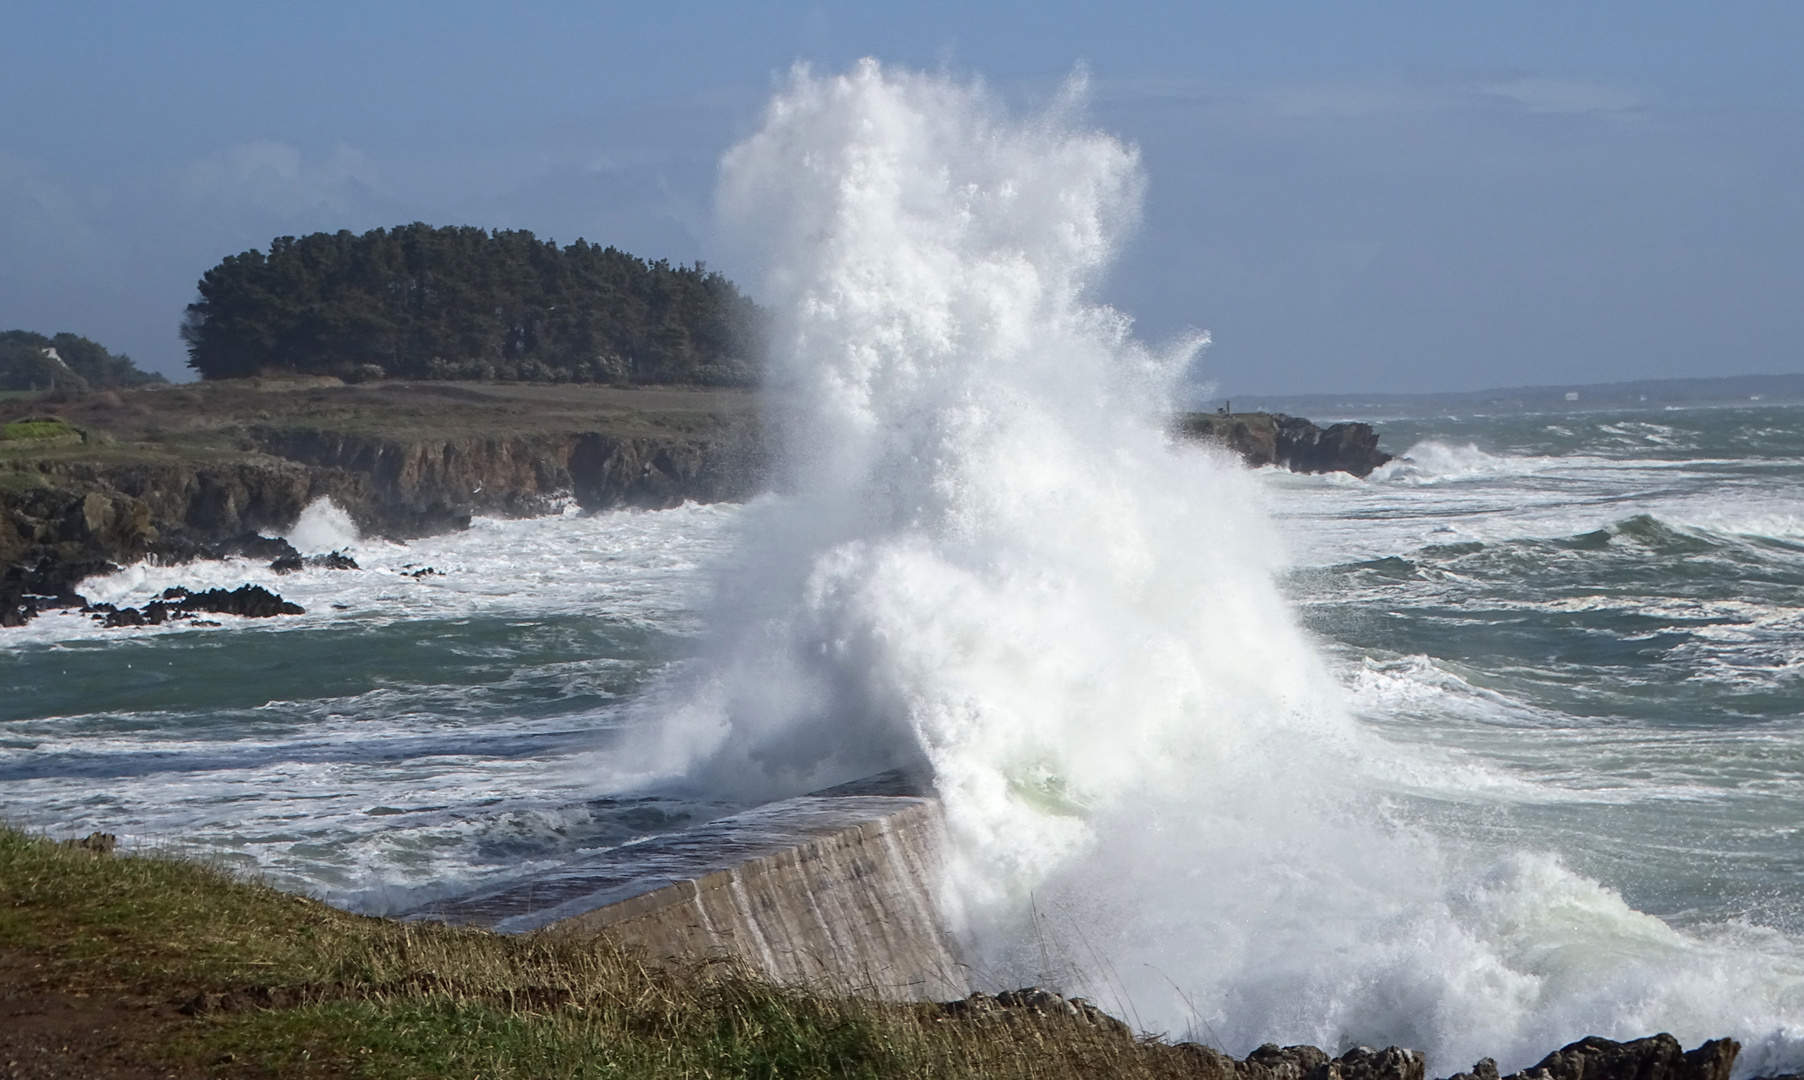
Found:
<box><xmin>6</xmin><ymin>62</ymin><xmax>1804</xmax><ymax>1077</ymax></box>
<box><xmin>1</xmin><ymin>501</ymin><xmax>750</xmax><ymax>912</ymax></box>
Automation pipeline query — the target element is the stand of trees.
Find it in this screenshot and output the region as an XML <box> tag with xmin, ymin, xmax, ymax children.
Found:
<box><xmin>181</xmin><ymin>224</ymin><xmax>766</xmax><ymax>384</ymax></box>
<box><xmin>0</xmin><ymin>330</ymin><xmax>167</xmax><ymax>392</ymax></box>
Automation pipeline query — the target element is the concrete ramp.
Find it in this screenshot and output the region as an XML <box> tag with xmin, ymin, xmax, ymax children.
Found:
<box><xmin>423</xmin><ymin>774</ymin><xmax>968</xmax><ymax>1001</ymax></box>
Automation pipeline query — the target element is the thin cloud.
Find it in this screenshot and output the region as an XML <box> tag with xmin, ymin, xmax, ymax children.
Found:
<box><xmin>175</xmin><ymin>141</ymin><xmax>384</xmax><ymax>217</ymax></box>
<box><xmin>1481</xmin><ymin>77</ymin><xmax>1640</xmax><ymax>115</ymax></box>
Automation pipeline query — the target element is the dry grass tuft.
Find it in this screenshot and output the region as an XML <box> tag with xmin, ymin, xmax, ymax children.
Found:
<box><xmin>0</xmin><ymin>825</ymin><xmax>1214</xmax><ymax>1078</ymax></box>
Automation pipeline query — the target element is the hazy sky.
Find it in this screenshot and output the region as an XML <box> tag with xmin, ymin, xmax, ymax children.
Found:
<box><xmin>4</xmin><ymin>2</ymin><xmax>1801</xmax><ymax>394</ymax></box>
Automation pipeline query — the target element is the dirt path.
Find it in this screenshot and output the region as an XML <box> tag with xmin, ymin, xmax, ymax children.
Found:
<box><xmin>0</xmin><ymin>955</ymin><xmax>205</xmax><ymax>1080</ymax></box>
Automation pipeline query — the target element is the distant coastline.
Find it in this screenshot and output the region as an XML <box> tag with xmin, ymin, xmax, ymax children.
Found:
<box><xmin>1205</xmin><ymin>372</ymin><xmax>1804</xmax><ymax>419</ymax></box>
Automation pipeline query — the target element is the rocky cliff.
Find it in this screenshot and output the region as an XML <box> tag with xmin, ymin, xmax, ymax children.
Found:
<box><xmin>0</xmin><ymin>378</ymin><xmax>764</xmax><ymax>619</ymax></box>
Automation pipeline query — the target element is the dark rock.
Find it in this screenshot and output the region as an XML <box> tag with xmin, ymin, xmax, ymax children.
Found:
<box><xmin>1444</xmin><ymin>1035</ymin><xmax>1738</xmax><ymax>1080</ymax></box>
<box><xmin>312</xmin><ymin>550</ymin><xmax>358</xmax><ymax>570</ymax></box>
<box><xmin>99</xmin><ymin>583</ymin><xmax>304</xmax><ymax>627</ymax></box>
<box><xmin>1176</xmin><ymin>412</ymin><xmax>1393</xmax><ymax>478</ymax></box>
<box><xmin>1165</xmin><ymin>1041</ymin><xmax>1423</xmax><ymax>1080</ymax></box>
<box><xmin>272</xmin><ymin>550</ymin><xmax>359</xmax><ymax>573</ymax></box>
<box><xmin>181</xmin><ymin>584</ymin><xmax>304</xmax><ymax>618</ymax></box>
<box><xmin>1246</xmin><ymin>1043</ymin><xmax>1333</xmax><ymax>1080</ymax></box>
<box><xmin>210</xmin><ymin>531</ymin><xmax>300</xmax><ymax>562</ymax></box>
<box><xmin>103</xmin><ymin>606</ymin><xmax>147</xmax><ymax>627</ymax></box>
<box><xmin>1445</xmin><ymin>1058</ymin><xmax>1502</xmax><ymax>1080</ymax></box>
<box><xmin>0</xmin><ymin>554</ymin><xmax>110</xmax><ymax>626</ymax></box>
<box><xmin>1334</xmin><ymin>1045</ymin><xmax>1427</xmax><ymax>1080</ymax></box>
<box><xmin>61</xmin><ymin>832</ymin><xmax>117</xmax><ymax>855</ymax></box>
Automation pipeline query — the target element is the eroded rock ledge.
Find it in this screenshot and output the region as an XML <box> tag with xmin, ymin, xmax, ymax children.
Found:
<box><xmin>0</xmin><ymin>380</ymin><xmax>764</xmax><ymax>620</ymax></box>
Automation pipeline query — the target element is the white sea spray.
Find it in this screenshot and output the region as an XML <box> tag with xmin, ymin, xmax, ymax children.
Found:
<box><xmin>647</xmin><ymin>60</ymin><xmax>1804</xmax><ymax>1073</ymax></box>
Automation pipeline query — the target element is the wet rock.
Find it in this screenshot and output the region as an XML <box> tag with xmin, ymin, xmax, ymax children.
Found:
<box><xmin>1520</xmin><ymin>1035</ymin><xmax>1735</xmax><ymax>1080</ymax></box>
<box><xmin>1176</xmin><ymin>411</ymin><xmax>1392</xmax><ymax>478</ymax></box>
<box><xmin>271</xmin><ymin>549</ymin><xmax>359</xmax><ymax>573</ymax></box>
<box><xmin>314</xmin><ymin>550</ymin><xmax>358</xmax><ymax>570</ymax></box>
<box><xmin>1444</xmin><ymin>1036</ymin><xmax>1737</xmax><ymax>1080</ymax></box>
<box><xmin>0</xmin><ymin>555</ymin><xmax>106</xmax><ymax>626</ymax></box>
<box><xmin>182</xmin><ymin>584</ymin><xmax>304</xmax><ymax>618</ymax></box>
<box><xmin>205</xmin><ymin>531</ymin><xmax>300</xmax><ymax>562</ymax></box>
<box><xmin>99</xmin><ymin>583</ymin><xmax>304</xmax><ymax>627</ymax></box>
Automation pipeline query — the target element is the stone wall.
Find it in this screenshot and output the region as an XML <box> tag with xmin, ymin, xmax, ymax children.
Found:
<box><xmin>422</xmin><ymin>786</ymin><xmax>968</xmax><ymax>1002</ymax></box>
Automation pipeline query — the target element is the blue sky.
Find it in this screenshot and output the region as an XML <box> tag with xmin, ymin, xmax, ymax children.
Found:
<box><xmin>3</xmin><ymin>2</ymin><xmax>1801</xmax><ymax>394</ymax></box>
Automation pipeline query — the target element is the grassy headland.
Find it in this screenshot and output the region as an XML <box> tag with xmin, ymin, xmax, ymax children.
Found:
<box><xmin>0</xmin><ymin>378</ymin><xmax>764</xmax><ymax>618</ymax></box>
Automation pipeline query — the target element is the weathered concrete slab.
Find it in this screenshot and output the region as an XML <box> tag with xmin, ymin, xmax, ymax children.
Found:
<box><xmin>419</xmin><ymin>772</ymin><xmax>968</xmax><ymax>1001</ymax></box>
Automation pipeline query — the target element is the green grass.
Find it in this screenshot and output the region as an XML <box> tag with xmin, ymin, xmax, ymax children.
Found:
<box><xmin>0</xmin><ymin>416</ymin><xmax>79</xmax><ymax>441</ymax></box>
<box><xmin>0</xmin><ymin>826</ymin><xmax>1204</xmax><ymax>1079</ymax></box>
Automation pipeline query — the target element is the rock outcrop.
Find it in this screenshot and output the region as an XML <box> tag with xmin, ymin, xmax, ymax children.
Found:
<box><xmin>1170</xmin><ymin>1041</ymin><xmax>1425</xmax><ymax>1080</ymax></box>
<box><xmin>87</xmin><ymin>584</ymin><xmax>305</xmax><ymax>627</ymax></box>
<box><xmin>1448</xmin><ymin>1035</ymin><xmax>1740</xmax><ymax>1080</ymax></box>
<box><xmin>1177</xmin><ymin>412</ymin><xmax>1392</xmax><ymax>477</ymax></box>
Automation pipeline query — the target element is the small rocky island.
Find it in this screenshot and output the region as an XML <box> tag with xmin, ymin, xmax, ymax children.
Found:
<box><xmin>1176</xmin><ymin>410</ymin><xmax>1393</xmax><ymax>478</ymax></box>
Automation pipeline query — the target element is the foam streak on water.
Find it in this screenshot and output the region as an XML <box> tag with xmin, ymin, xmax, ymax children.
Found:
<box><xmin>662</xmin><ymin>62</ymin><xmax>1804</xmax><ymax>1075</ymax></box>
<box><xmin>1</xmin><ymin>503</ymin><xmax>744</xmax><ymax>911</ymax></box>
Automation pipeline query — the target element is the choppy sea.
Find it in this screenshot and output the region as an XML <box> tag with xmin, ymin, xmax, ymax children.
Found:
<box><xmin>6</xmin><ymin>403</ymin><xmax>1803</xmax><ymax>1060</ymax></box>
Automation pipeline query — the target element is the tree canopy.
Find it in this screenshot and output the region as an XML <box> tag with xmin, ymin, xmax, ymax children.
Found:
<box><xmin>181</xmin><ymin>224</ymin><xmax>767</xmax><ymax>384</ymax></box>
<box><xmin>0</xmin><ymin>330</ymin><xmax>166</xmax><ymax>392</ymax></box>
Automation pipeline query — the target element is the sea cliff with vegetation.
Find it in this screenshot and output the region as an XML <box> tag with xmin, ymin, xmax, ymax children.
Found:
<box><xmin>0</xmin><ymin>376</ymin><xmax>763</xmax><ymax>623</ymax></box>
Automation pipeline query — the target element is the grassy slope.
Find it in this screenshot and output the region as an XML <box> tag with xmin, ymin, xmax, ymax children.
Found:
<box><xmin>0</xmin><ymin>378</ymin><xmax>758</xmax><ymax>470</ymax></box>
<box><xmin>0</xmin><ymin>827</ymin><xmax>1204</xmax><ymax>1079</ymax></box>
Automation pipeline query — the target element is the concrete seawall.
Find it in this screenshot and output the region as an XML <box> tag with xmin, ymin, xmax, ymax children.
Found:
<box><xmin>422</xmin><ymin>775</ymin><xmax>968</xmax><ymax>1001</ymax></box>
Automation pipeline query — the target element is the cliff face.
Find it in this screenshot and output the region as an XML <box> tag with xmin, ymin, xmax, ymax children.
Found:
<box><xmin>253</xmin><ymin>422</ymin><xmax>761</xmax><ymax>530</ymax></box>
<box><xmin>0</xmin><ymin>380</ymin><xmax>766</xmax><ymax>603</ymax></box>
<box><xmin>0</xmin><ymin>458</ymin><xmax>374</xmax><ymax>588</ymax></box>
<box><xmin>1176</xmin><ymin>411</ymin><xmax>1392</xmax><ymax>478</ymax></box>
